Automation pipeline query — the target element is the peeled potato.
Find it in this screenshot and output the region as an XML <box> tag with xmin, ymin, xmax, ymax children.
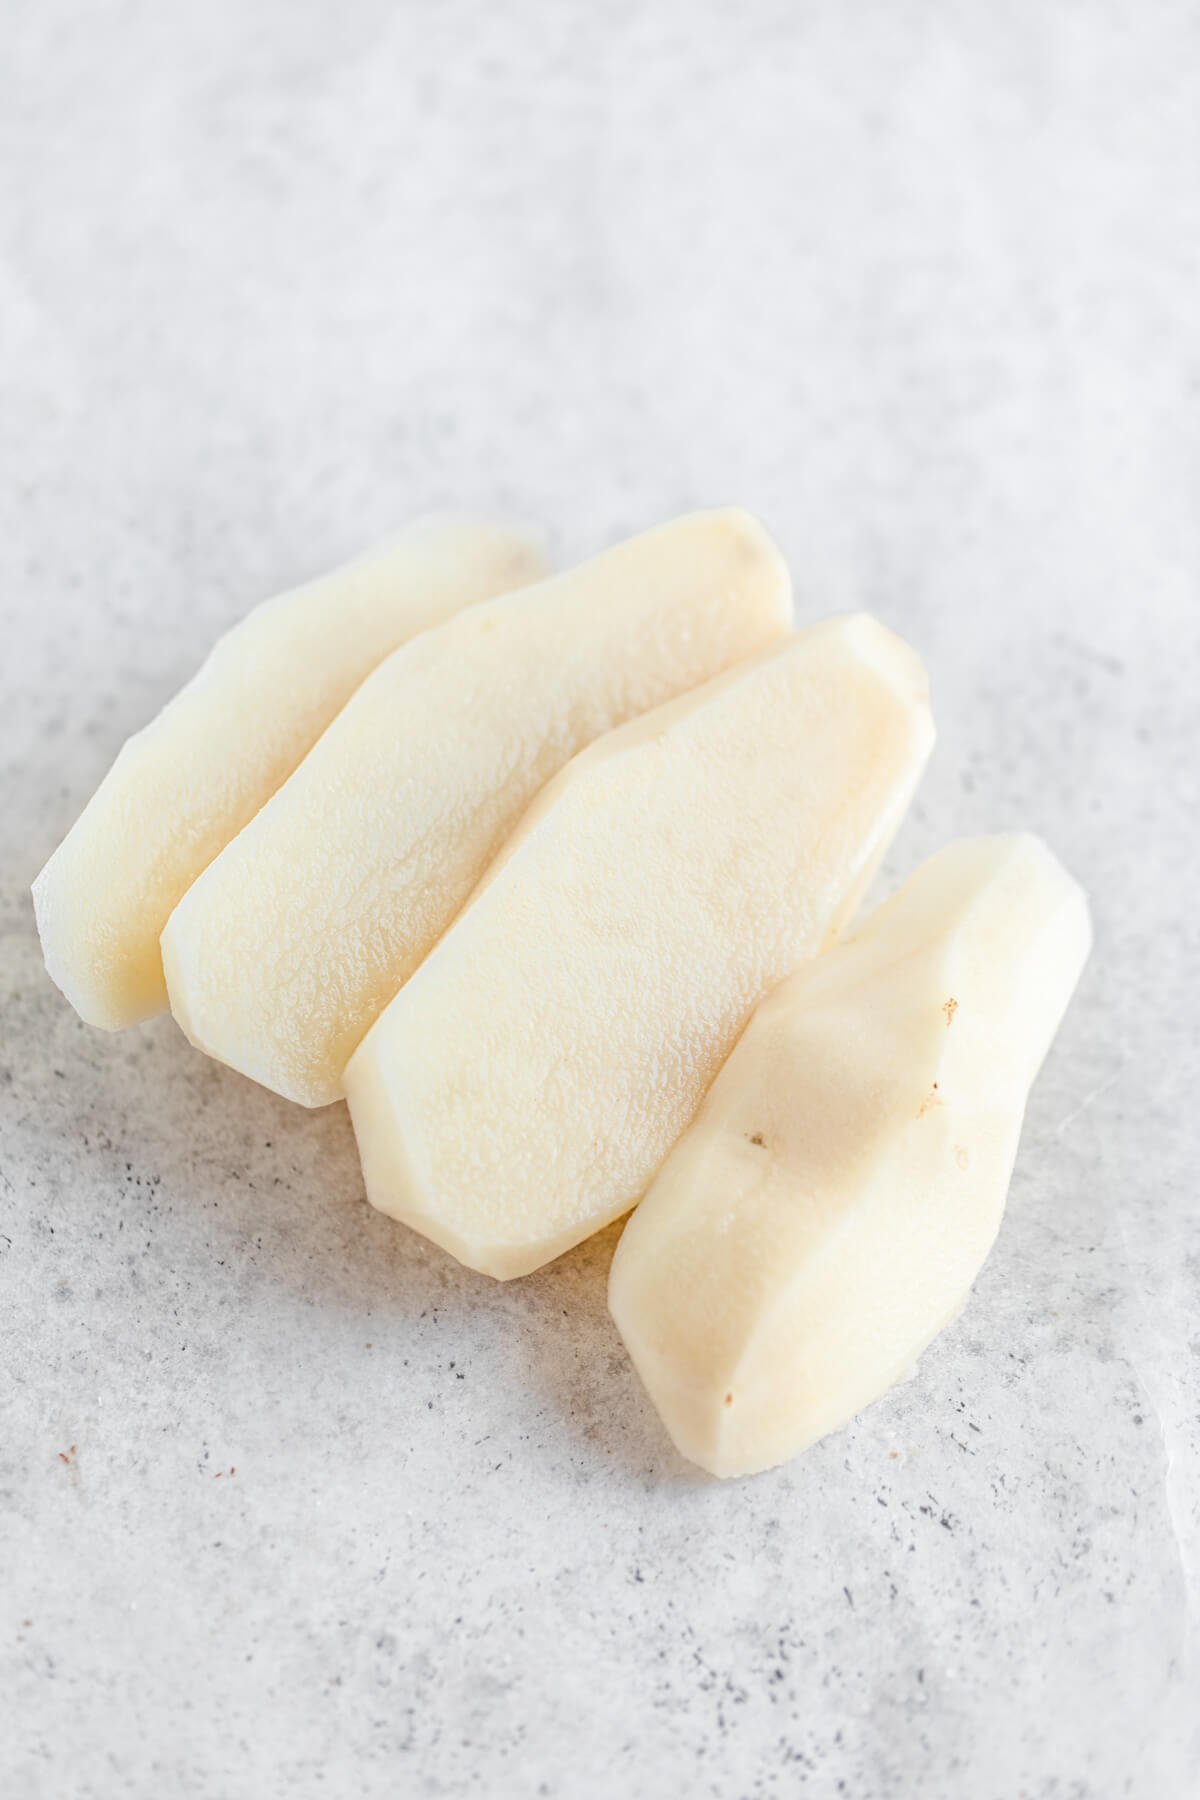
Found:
<box><xmin>608</xmin><ymin>834</ymin><xmax>1092</xmax><ymax>1478</ymax></box>
<box><xmin>32</xmin><ymin>518</ymin><xmax>547</xmax><ymax>1030</ymax></box>
<box><xmin>344</xmin><ymin>614</ymin><xmax>935</xmax><ymax>1279</ymax></box>
<box><xmin>161</xmin><ymin>509</ymin><xmax>792</xmax><ymax>1107</ymax></box>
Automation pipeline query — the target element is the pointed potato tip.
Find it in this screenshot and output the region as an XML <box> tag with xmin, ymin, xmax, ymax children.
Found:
<box><xmin>705</xmin><ymin>506</ymin><xmax>793</xmax><ymax>619</ymax></box>
<box><xmin>159</xmin><ymin>911</ymin><xmax>192</xmax><ymax>1038</ymax></box>
<box><xmin>833</xmin><ymin>611</ymin><xmax>932</xmax><ymax>713</ymax></box>
<box><xmin>30</xmin><ymin>858</ymin><xmax>51</xmax><ymax>941</ymax></box>
<box><xmin>611</xmin><ymin>1327</ymin><xmax>755</xmax><ymax>1480</ymax></box>
<box><xmin>29</xmin><ymin>851</ymin><xmax>143</xmax><ymax>1032</ymax></box>
<box><xmin>987</xmin><ymin>832</ymin><xmax>1094</xmax><ymax>947</ymax></box>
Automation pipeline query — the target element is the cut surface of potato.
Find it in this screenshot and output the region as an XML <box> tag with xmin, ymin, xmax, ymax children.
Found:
<box><xmin>344</xmin><ymin>614</ymin><xmax>935</xmax><ymax>1278</ymax></box>
<box><xmin>608</xmin><ymin>834</ymin><xmax>1092</xmax><ymax>1479</ymax></box>
<box><xmin>33</xmin><ymin>519</ymin><xmax>547</xmax><ymax>1030</ymax></box>
<box><xmin>162</xmin><ymin>509</ymin><xmax>793</xmax><ymax>1106</ymax></box>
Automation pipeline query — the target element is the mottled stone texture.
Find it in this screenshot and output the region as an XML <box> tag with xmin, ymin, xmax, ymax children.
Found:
<box><xmin>1</xmin><ymin>3</ymin><xmax>1197</xmax><ymax>1796</ymax></box>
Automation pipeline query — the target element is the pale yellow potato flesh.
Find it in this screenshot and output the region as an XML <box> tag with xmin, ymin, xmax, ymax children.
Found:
<box><xmin>32</xmin><ymin>519</ymin><xmax>547</xmax><ymax>1030</ymax></box>
<box><xmin>608</xmin><ymin>834</ymin><xmax>1092</xmax><ymax>1479</ymax></box>
<box><xmin>161</xmin><ymin>509</ymin><xmax>793</xmax><ymax>1107</ymax></box>
<box><xmin>344</xmin><ymin>614</ymin><xmax>935</xmax><ymax>1278</ymax></box>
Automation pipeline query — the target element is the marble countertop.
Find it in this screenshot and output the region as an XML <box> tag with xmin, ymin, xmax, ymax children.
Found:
<box><xmin>2</xmin><ymin>5</ymin><xmax>1197</xmax><ymax>1796</ymax></box>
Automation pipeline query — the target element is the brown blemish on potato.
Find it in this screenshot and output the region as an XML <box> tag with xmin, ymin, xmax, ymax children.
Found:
<box><xmin>749</xmin><ymin>1133</ymin><xmax>765</xmax><ymax>1147</ymax></box>
<box><xmin>943</xmin><ymin>998</ymin><xmax>958</xmax><ymax>1027</ymax></box>
<box><xmin>724</xmin><ymin>1393</ymin><xmax>734</xmax><ymax>1406</ymax></box>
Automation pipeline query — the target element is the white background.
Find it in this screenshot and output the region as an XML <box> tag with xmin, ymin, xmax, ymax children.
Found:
<box><xmin>2</xmin><ymin>4</ymin><xmax>1198</xmax><ymax>1796</ymax></box>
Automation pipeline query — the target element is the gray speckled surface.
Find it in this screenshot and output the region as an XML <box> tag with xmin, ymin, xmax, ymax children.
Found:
<box><xmin>2</xmin><ymin>4</ymin><xmax>1198</xmax><ymax>1797</ymax></box>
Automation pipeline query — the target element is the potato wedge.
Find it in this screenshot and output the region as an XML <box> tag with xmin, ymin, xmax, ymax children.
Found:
<box><xmin>345</xmin><ymin>614</ymin><xmax>934</xmax><ymax>1277</ymax></box>
<box><xmin>608</xmin><ymin>835</ymin><xmax>1092</xmax><ymax>1477</ymax></box>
